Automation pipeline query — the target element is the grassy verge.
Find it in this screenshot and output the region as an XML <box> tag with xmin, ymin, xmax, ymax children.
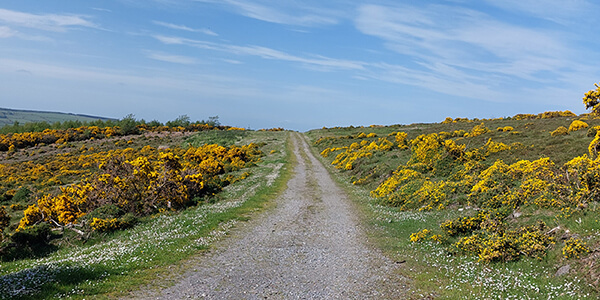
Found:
<box><xmin>183</xmin><ymin>129</ymin><xmax>248</xmax><ymax>147</ymax></box>
<box><xmin>303</xmin><ymin>126</ymin><xmax>598</xmax><ymax>299</ymax></box>
<box><xmin>0</xmin><ymin>131</ymin><xmax>293</xmax><ymax>299</ymax></box>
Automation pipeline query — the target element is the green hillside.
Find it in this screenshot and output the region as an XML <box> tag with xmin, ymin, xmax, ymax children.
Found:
<box><xmin>306</xmin><ymin>111</ymin><xmax>600</xmax><ymax>298</ymax></box>
<box><xmin>0</xmin><ymin>107</ymin><xmax>115</xmax><ymax>127</ymax></box>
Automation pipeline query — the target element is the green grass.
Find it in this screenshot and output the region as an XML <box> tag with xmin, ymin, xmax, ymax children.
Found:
<box><xmin>0</xmin><ymin>131</ymin><xmax>293</xmax><ymax>299</ymax></box>
<box><xmin>0</xmin><ymin>108</ymin><xmax>114</xmax><ymax>128</ymax></box>
<box><xmin>305</xmin><ymin>115</ymin><xmax>600</xmax><ymax>299</ymax></box>
<box><xmin>183</xmin><ymin>129</ymin><xmax>249</xmax><ymax>147</ymax></box>
<box><xmin>306</xmin><ymin>116</ymin><xmax>600</xmax><ymax>195</ymax></box>
<box><xmin>310</xmin><ymin>146</ymin><xmax>596</xmax><ymax>299</ymax></box>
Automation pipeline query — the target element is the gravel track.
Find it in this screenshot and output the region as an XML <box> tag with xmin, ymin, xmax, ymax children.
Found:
<box><xmin>136</xmin><ymin>132</ymin><xmax>407</xmax><ymax>299</ymax></box>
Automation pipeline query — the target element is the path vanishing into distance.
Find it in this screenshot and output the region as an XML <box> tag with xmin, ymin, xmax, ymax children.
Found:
<box><xmin>133</xmin><ymin>132</ymin><xmax>408</xmax><ymax>299</ymax></box>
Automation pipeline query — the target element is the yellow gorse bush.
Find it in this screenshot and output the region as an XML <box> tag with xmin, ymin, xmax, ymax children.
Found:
<box><xmin>497</xmin><ymin>126</ymin><xmax>514</xmax><ymax>132</ymax></box>
<box><xmin>512</xmin><ymin>111</ymin><xmax>576</xmax><ymax>120</ymax></box>
<box><xmin>452</xmin><ymin>221</ymin><xmax>555</xmax><ymax>262</ymax></box>
<box><xmin>569</xmin><ymin>120</ymin><xmax>589</xmax><ymax>132</ymax></box>
<box><xmin>16</xmin><ymin>143</ymin><xmax>262</xmax><ymax>231</ymax></box>
<box><xmin>314</xmin><ymin>99</ymin><xmax>600</xmax><ymax>263</ymax></box>
<box><xmin>370</xmin><ymin>169</ymin><xmax>422</xmax><ymax>199</ymax></box>
<box><xmin>90</xmin><ymin>217</ymin><xmax>120</xmax><ymax>232</ymax></box>
<box><xmin>550</xmin><ymin>126</ymin><xmax>568</xmax><ymax>136</ymax></box>
<box><xmin>410</xmin><ymin>229</ymin><xmax>431</xmax><ymax>242</ymax></box>
<box><xmin>415</xmin><ymin>180</ymin><xmax>447</xmax><ymax>211</ymax></box>
<box><xmin>315</xmin><ymin>119</ymin><xmax>600</xmax><ymax>262</ymax></box>
<box><xmin>466</xmin><ymin>123</ymin><xmax>490</xmax><ymax>138</ymax></box>
<box><xmin>0</xmin><ymin>122</ymin><xmax>238</xmax><ymax>152</ymax></box>
<box><xmin>562</xmin><ymin>238</ymin><xmax>590</xmax><ymax>259</ymax></box>
<box><xmin>443</xmin><ymin>139</ymin><xmax>466</xmax><ymax>161</ymax></box>
<box><xmin>409</xmin><ymin>133</ymin><xmax>444</xmax><ymax>167</ymax></box>
<box><xmin>583</xmin><ymin>82</ymin><xmax>600</xmax><ymax>114</ymax></box>
<box><xmin>589</xmin><ymin>131</ymin><xmax>600</xmax><ymax>157</ymax></box>
<box><xmin>327</xmin><ymin>137</ymin><xmax>396</xmax><ymax>170</ymax></box>
<box><xmin>394</xmin><ymin>132</ymin><xmax>408</xmax><ymax>149</ymax></box>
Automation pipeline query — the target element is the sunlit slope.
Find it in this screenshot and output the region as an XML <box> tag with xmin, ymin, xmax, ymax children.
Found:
<box><xmin>306</xmin><ymin>111</ymin><xmax>600</xmax><ymax>297</ymax></box>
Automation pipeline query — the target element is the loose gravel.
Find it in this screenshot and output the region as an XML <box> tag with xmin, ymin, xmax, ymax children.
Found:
<box><xmin>133</xmin><ymin>132</ymin><xmax>408</xmax><ymax>299</ymax></box>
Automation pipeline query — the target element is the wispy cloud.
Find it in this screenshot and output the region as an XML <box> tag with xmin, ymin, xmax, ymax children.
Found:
<box><xmin>0</xmin><ymin>8</ymin><xmax>97</xmax><ymax>32</ymax></box>
<box><xmin>355</xmin><ymin>4</ymin><xmax>566</xmax><ymax>65</ymax></box>
<box><xmin>91</xmin><ymin>7</ymin><xmax>112</xmax><ymax>13</ymax></box>
<box><xmin>365</xmin><ymin>62</ymin><xmax>504</xmax><ymax>101</ymax></box>
<box><xmin>0</xmin><ymin>25</ymin><xmax>16</xmax><ymax>38</ymax></box>
<box><xmin>0</xmin><ymin>24</ymin><xmax>50</xmax><ymax>41</ymax></box>
<box><xmin>222</xmin><ymin>59</ymin><xmax>242</xmax><ymax>64</ymax></box>
<box><xmin>144</xmin><ymin>50</ymin><xmax>198</xmax><ymax>64</ymax></box>
<box><xmin>353</xmin><ymin>3</ymin><xmax>585</xmax><ymax>101</ymax></box>
<box><xmin>483</xmin><ymin>0</ymin><xmax>596</xmax><ymax>25</ymax></box>
<box><xmin>152</xmin><ymin>34</ymin><xmax>365</xmax><ymax>71</ymax></box>
<box><xmin>153</xmin><ymin>35</ymin><xmax>187</xmax><ymax>45</ymax></box>
<box><xmin>194</xmin><ymin>0</ymin><xmax>341</xmax><ymax>26</ymax></box>
<box><xmin>0</xmin><ymin>58</ymin><xmax>263</xmax><ymax>99</ymax></box>
<box><xmin>227</xmin><ymin>45</ymin><xmax>365</xmax><ymax>71</ymax></box>
<box><xmin>153</xmin><ymin>20</ymin><xmax>217</xmax><ymax>36</ymax></box>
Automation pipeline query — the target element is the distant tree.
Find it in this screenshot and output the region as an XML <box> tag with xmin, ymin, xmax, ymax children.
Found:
<box><xmin>583</xmin><ymin>82</ymin><xmax>600</xmax><ymax>114</ymax></box>
<box><xmin>194</xmin><ymin>115</ymin><xmax>220</xmax><ymax>127</ymax></box>
<box><xmin>118</xmin><ymin>114</ymin><xmax>140</xmax><ymax>135</ymax></box>
<box><xmin>208</xmin><ymin>115</ymin><xmax>220</xmax><ymax>126</ymax></box>
<box><xmin>147</xmin><ymin>120</ymin><xmax>163</xmax><ymax>127</ymax></box>
<box><xmin>9</xmin><ymin>121</ymin><xmax>23</xmax><ymax>133</ymax></box>
<box><xmin>89</xmin><ymin>119</ymin><xmax>109</xmax><ymax>128</ymax></box>
<box><xmin>61</xmin><ymin>120</ymin><xmax>84</xmax><ymax>129</ymax></box>
<box><xmin>166</xmin><ymin>115</ymin><xmax>191</xmax><ymax>128</ymax></box>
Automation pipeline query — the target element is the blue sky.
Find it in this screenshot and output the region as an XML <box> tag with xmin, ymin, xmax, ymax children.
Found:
<box><xmin>0</xmin><ymin>1</ymin><xmax>599</xmax><ymax>131</ymax></box>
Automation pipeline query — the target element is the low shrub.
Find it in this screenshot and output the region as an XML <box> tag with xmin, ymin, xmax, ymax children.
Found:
<box><xmin>550</xmin><ymin>126</ymin><xmax>568</xmax><ymax>136</ymax></box>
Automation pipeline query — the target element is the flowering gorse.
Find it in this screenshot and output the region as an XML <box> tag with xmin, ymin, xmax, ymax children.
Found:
<box><xmin>16</xmin><ymin>143</ymin><xmax>262</xmax><ymax>233</ymax></box>
<box><xmin>315</xmin><ymin>118</ymin><xmax>600</xmax><ymax>264</ymax></box>
<box><xmin>569</xmin><ymin>120</ymin><xmax>589</xmax><ymax>132</ymax></box>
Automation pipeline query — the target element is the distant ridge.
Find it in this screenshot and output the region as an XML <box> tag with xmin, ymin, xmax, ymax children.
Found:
<box><xmin>0</xmin><ymin>107</ymin><xmax>117</xmax><ymax>127</ymax></box>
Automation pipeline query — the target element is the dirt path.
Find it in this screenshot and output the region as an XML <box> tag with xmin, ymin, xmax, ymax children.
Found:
<box><xmin>137</xmin><ymin>132</ymin><xmax>407</xmax><ymax>299</ymax></box>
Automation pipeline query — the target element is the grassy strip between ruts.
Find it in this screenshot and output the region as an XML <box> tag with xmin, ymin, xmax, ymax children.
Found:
<box><xmin>0</xmin><ymin>130</ymin><xmax>294</xmax><ymax>300</ymax></box>
<box><xmin>303</xmin><ymin>132</ymin><xmax>597</xmax><ymax>300</ymax></box>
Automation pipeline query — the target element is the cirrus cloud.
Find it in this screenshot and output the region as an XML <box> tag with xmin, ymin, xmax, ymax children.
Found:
<box><xmin>0</xmin><ymin>8</ymin><xmax>97</xmax><ymax>32</ymax></box>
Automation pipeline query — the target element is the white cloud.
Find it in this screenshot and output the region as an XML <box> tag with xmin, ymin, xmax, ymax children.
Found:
<box><xmin>347</xmin><ymin>2</ymin><xmax>600</xmax><ymax>108</ymax></box>
<box><xmin>151</xmin><ymin>1</ymin><xmax>598</xmax><ymax>106</ymax></box>
<box><xmin>194</xmin><ymin>0</ymin><xmax>341</xmax><ymax>26</ymax></box>
<box><xmin>222</xmin><ymin>59</ymin><xmax>242</xmax><ymax>64</ymax></box>
<box><xmin>153</xmin><ymin>34</ymin><xmax>365</xmax><ymax>71</ymax></box>
<box><xmin>356</xmin><ymin>3</ymin><xmax>567</xmax><ymax>63</ymax></box>
<box><xmin>353</xmin><ymin>3</ymin><xmax>582</xmax><ymax>100</ymax></box>
<box><xmin>0</xmin><ymin>8</ymin><xmax>97</xmax><ymax>32</ymax></box>
<box><xmin>226</xmin><ymin>45</ymin><xmax>365</xmax><ymax>71</ymax></box>
<box><xmin>91</xmin><ymin>7</ymin><xmax>112</xmax><ymax>13</ymax></box>
<box><xmin>0</xmin><ymin>25</ymin><xmax>16</xmax><ymax>38</ymax></box>
<box><xmin>144</xmin><ymin>51</ymin><xmax>198</xmax><ymax>64</ymax></box>
<box><xmin>153</xmin><ymin>35</ymin><xmax>187</xmax><ymax>45</ymax></box>
<box><xmin>153</xmin><ymin>21</ymin><xmax>217</xmax><ymax>36</ymax></box>
<box><xmin>483</xmin><ymin>0</ymin><xmax>595</xmax><ymax>24</ymax></box>
<box><xmin>365</xmin><ymin>62</ymin><xmax>504</xmax><ymax>101</ymax></box>
<box><xmin>454</xmin><ymin>20</ymin><xmax>566</xmax><ymax>60</ymax></box>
